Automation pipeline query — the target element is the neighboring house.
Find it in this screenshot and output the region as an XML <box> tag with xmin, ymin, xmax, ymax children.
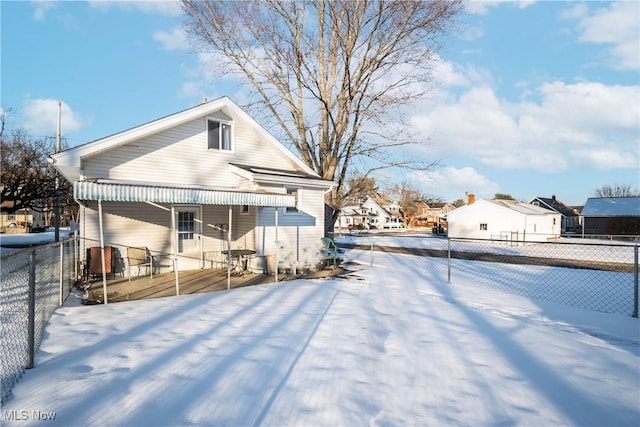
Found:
<box><xmin>50</xmin><ymin>97</ymin><xmax>335</xmax><ymax>273</ymax></box>
<box><xmin>580</xmin><ymin>197</ymin><xmax>640</xmax><ymax>236</ymax></box>
<box><xmin>446</xmin><ymin>199</ymin><xmax>562</xmax><ymax>242</ymax></box>
<box><xmin>362</xmin><ymin>197</ymin><xmax>403</xmax><ymax>229</ymax></box>
<box><xmin>335</xmin><ymin>205</ymin><xmax>370</xmax><ymax>230</ymax></box>
<box><xmin>382</xmin><ymin>200</ymin><xmax>402</xmax><ymax>217</ymax></box>
<box><xmin>0</xmin><ymin>200</ymin><xmax>44</xmax><ymax>233</ymax></box>
<box><xmin>529</xmin><ymin>195</ymin><xmax>580</xmax><ymax>232</ymax></box>
<box><xmin>335</xmin><ymin>196</ymin><xmax>403</xmax><ymax>230</ymax></box>
<box><xmin>412</xmin><ymin>202</ymin><xmax>455</xmax><ymax>229</ymax></box>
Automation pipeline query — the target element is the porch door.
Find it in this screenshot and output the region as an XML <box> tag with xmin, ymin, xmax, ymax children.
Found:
<box><xmin>176</xmin><ymin>206</ymin><xmax>202</xmax><ymax>266</ymax></box>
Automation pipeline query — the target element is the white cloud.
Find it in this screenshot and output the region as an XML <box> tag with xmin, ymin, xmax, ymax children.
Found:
<box><xmin>153</xmin><ymin>27</ymin><xmax>189</xmax><ymax>51</ymax></box>
<box><xmin>563</xmin><ymin>1</ymin><xmax>640</xmax><ymax>71</ymax></box>
<box><xmin>465</xmin><ymin>0</ymin><xmax>536</xmax><ymax>15</ymax></box>
<box><xmin>32</xmin><ymin>0</ymin><xmax>56</xmax><ymax>21</ymax></box>
<box><xmin>408</xmin><ymin>167</ymin><xmax>501</xmax><ymax>201</ymax></box>
<box><xmin>21</xmin><ymin>98</ymin><xmax>91</xmax><ymax>136</ymax></box>
<box><xmin>571</xmin><ymin>148</ymin><xmax>639</xmax><ymax>171</ymax></box>
<box><xmin>178</xmin><ymin>81</ymin><xmax>202</xmax><ymax>99</ymax></box>
<box><xmin>88</xmin><ymin>0</ymin><xmax>182</xmax><ymax>17</ymax></box>
<box><xmin>432</xmin><ymin>58</ymin><xmax>471</xmax><ymax>88</ymax></box>
<box><xmin>411</xmin><ymin>80</ymin><xmax>639</xmax><ymax>172</ymax></box>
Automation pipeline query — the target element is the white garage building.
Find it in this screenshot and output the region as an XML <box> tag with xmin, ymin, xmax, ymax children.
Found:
<box><xmin>446</xmin><ymin>199</ymin><xmax>562</xmax><ymax>242</ymax></box>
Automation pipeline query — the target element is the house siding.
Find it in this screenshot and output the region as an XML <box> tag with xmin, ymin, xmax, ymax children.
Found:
<box><xmin>256</xmin><ymin>186</ymin><xmax>326</xmax><ymax>269</ymax></box>
<box><xmin>83</xmin><ymin>114</ymin><xmax>301</xmax><ymax>187</ymax></box>
<box><xmin>447</xmin><ymin>200</ymin><xmax>561</xmax><ymax>242</ymax></box>
<box><xmin>66</xmin><ymin>98</ymin><xmax>332</xmax><ymax>274</ymax></box>
<box><xmin>80</xmin><ymin>201</ymin><xmax>260</xmax><ymax>274</ymax></box>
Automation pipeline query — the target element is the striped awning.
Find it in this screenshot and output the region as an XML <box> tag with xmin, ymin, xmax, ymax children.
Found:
<box><xmin>74</xmin><ymin>180</ymin><xmax>295</xmax><ymax>207</ymax></box>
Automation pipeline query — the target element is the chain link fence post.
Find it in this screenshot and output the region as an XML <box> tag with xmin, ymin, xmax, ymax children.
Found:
<box><xmin>633</xmin><ymin>244</ymin><xmax>638</xmax><ymax>318</ymax></box>
<box><xmin>369</xmin><ymin>244</ymin><xmax>373</xmax><ymax>267</ymax></box>
<box><xmin>59</xmin><ymin>241</ymin><xmax>64</xmax><ymax>306</ymax></box>
<box><xmin>447</xmin><ymin>237</ymin><xmax>451</xmax><ymax>284</ymax></box>
<box><xmin>27</xmin><ymin>250</ymin><xmax>36</xmax><ymax>369</ymax></box>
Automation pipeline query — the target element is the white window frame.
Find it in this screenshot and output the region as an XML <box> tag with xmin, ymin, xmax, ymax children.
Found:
<box><xmin>240</xmin><ymin>205</ymin><xmax>250</xmax><ymax>215</ymax></box>
<box><xmin>207</xmin><ymin>118</ymin><xmax>233</xmax><ymax>152</ymax></box>
<box><xmin>174</xmin><ymin>205</ymin><xmax>202</xmax><ymax>256</ymax></box>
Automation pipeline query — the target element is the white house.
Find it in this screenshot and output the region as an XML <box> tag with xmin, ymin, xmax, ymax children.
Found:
<box><xmin>446</xmin><ymin>199</ymin><xmax>562</xmax><ymax>242</ymax></box>
<box><xmin>335</xmin><ymin>205</ymin><xmax>369</xmax><ymax>230</ymax></box>
<box><xmin>335</xmin><ymin>196</ymin><xmax>403</xmax><ymax>230</ymax></box>
<box><xmin>362</xmin><ymin>197</ymin><xmax>403</xmax><ymax>229</ymax></box>
<box><xmin>50</xmin><ymin>97</ymin><xmax>335</xmax><ymax>275</ymax></box>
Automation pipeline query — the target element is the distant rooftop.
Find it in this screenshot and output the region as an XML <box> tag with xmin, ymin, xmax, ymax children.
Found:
<box><xmin>581</xmin><ymin>197</ymin><xmax>640</xmax><ymax>217</ymax></box>
<box><xmin>488</xmin><ymin>199</ymin><xmax>556</xmax><ymax>215</ymax></box>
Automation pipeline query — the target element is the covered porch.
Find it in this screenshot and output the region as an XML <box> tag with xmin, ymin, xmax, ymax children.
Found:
<box><xmin>74</xmin><ymin>179</ymin><xmax>299</xmax><ymax>304</ymax></box>
<box><xmin>83</xmin><ymin>264</ymin><xmax>347</xmax><ymax>304</ymax></box>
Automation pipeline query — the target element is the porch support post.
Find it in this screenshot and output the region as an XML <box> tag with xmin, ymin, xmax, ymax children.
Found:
<box><xmin>227</xmin><ymin>206</ymin><xmax>232</xmax><ymax>290</ymax></box>
<box><xmin>171</xmin><ymin>205</ymin><xmax>180</xmax><ymax>295</ymax></box>
<box><xmin>98</xmin><ymin>200</ymin><xmax>108</xmax><ymax>304</ymax></box>
<box><xmin>275</xmin><ymin>207</ymin><xmax>279</xmax><ymax>283</ymax></box>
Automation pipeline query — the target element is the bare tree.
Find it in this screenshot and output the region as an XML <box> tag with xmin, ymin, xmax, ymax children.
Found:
<box><xmin>594</xmin><ymin>184</ymin><xmax>639</xmax><ymax>198</ymax></box>
<box><xmin>0</xmin><ymin>124</ymin><xmax>76</xmax><ymax>225</ymax></box>
<box><xmin>383</xmin><ymin>181</ymin><xmax>432</xmax><ymax>227</ymax></box>
<box><xmin>181</xmin><ymin>0</ymin><xmax>463</xmax><ymax>224</ymax></box>
<box><xmin>343</xmin><ymin>174</ymin><xmax>379</xmax><ymax>206</ymax></box>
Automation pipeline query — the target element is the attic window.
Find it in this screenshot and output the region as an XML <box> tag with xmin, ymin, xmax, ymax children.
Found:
<box><xmin>207</xmin><ymin>119</ymin><xmax>232</xmax><ymax>151</ymax></box>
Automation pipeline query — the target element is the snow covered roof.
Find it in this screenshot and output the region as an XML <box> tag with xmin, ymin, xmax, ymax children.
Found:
<box><xmin>488</xmin><ymin>199</ymin><xmax>558</xmax><ymax>215</ymax></box>
<box><xmin>339</xmin><ymin>206</ymin><xmax>366</xmax><ymax>216</ymax></box>
<box><xmin>581</xmin><ymin>197</ymin><xmax>640</xmax><ymax>217</ymax></box>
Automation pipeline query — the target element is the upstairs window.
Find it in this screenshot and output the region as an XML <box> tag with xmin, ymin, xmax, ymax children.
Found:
<box><xmin>207</xmin><ymin>119</ymin><xmax>232</xmax><ymax>151</ymax></box>
<box><xmin>480</xmin><ymin>223</ymin><xmax>488</xmax><ymax>231</ymax></box>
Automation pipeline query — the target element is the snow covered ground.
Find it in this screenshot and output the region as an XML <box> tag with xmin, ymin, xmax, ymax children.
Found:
<box><xmin>2</xmin><ymin>247</ymin><xmax>639</xmax><ymax>427</ymax></box>
<box><xmin>335</xmin><ymin>231</ymin><xmax>638</xmax><ymax>263</ymax></box>
<box><xmin>0</xmin><ymin>229</ymin><xmax>72</xmax><ymax>256</ymax></box>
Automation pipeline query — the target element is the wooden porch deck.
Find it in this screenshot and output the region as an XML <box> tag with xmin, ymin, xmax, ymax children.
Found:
<box><xmin>85</xmin><ymin>265</ymin><xmax>345</xmax><ymax>304</ymax></box>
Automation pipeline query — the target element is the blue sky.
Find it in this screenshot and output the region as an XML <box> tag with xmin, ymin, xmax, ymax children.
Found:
<box><xmin>2</xmin><ymin>0</ymin><xmax>638</xmax><ymax>206</ymax></box>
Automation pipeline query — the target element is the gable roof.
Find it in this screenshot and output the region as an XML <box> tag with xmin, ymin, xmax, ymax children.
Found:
<box><xmin>487</xmin><ymin>199</ymin><xmax>558</xmax><ymax>215</ymax></box>
<box><xmin>581</xmin><ymin>197</ymin><xmax>640</xmax><ymax>217</ymax></box>
<box><xmin>49</xmin><ymin>96</ymin><xmax>319</xmax><ymax>183</ymax></box>
<box><xmin>530</xmin><ymin>196</ymin><xmax>578</xmax><ymax>217</ymax></box>
<box><xmin>339</xmin><ymin>205</ymin><xmax>366</xmax><ymax>216</ymax></box>
<box><xmin>449</xmin><ymin>199</ymin><xmax>560</xmax><ymax>217</ymax></box>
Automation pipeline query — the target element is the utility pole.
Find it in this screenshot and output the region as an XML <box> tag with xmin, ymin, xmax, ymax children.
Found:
<box><xmin>54</xmin><ymin>101</ymin><xmax>61</xmax><ymax>242</ymax></box>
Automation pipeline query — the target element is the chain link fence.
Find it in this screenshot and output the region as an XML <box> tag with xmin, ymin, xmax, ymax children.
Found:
<box><xmin>445</xmin><ymin>238</ymin><xmax>637</xmax><ymax>316</ymax></box>
<box><xmin>1</xmin><ymin>236</ymin><xmax>78</xmax><ymax>404</ymax></box>
<box><xmin>337</xmin><ymin>235</ymin><xmax>639</xmax><ymax>317</ymax></box>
